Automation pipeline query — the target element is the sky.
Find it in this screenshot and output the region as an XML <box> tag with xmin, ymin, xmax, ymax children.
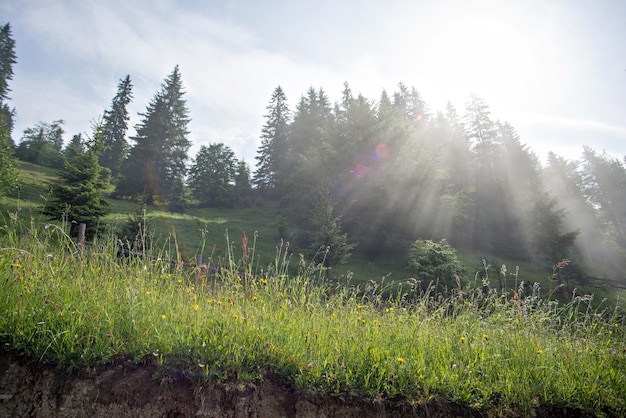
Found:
<box><xmin>2</xmin><ymin>0</ymin><xmax>626</xmax><ymax>168</ymax></box>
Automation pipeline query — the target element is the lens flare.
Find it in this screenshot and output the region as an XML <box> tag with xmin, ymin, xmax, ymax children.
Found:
<box><xmin>375</xmin><ymin>143</ymin><xmax>389</xmax><ymax>159</ymax></box>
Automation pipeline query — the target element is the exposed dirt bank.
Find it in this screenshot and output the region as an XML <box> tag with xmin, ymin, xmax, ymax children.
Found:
<box><xmin>0</xmin><ymin>347</ymin><xmax>608</xmax><ymax>417</ymax></box>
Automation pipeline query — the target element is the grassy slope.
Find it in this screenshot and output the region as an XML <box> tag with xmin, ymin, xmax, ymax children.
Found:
<box><xmin>2</xmin><ymin>162</ymin><xmax>626</xmax><ymax>415</ymax></box>
<box><xmin>1</xmin><ymin>161</ymin><xmax>620</xmax><ymax>301</ymax></box>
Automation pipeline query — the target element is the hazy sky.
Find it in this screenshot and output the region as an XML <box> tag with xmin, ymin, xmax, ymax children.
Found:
<box><xmin>2</xmin><ymin>0</ymin><xmax>626</xmax><ymax>167</ymax></box>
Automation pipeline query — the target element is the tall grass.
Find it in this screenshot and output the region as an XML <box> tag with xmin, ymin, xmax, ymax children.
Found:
<box><xmin>1</xmin><ymin>215</ymin><xmax>625</xmax><ymax>415</ymax></box>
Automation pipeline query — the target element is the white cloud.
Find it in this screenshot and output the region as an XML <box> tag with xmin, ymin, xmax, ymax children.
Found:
<box><xmin>3</xmin><ymin>0</ymin><xmax>626</xmax><ymax>169</ymax></box>
<box><xmin>510</xmin><ymin>111</ymin><xmax>626</xmax><ymax>162</ymax></box>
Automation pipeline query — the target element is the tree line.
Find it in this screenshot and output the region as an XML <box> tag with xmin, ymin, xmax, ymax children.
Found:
<box><xmin>2</xmin><ymin>21</ymin><xmax>626</xmax><ymax>282</ymax></box>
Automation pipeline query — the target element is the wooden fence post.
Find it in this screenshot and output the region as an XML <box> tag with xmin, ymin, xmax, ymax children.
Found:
<box><xmin>77</xmin><ymin>223</ymin><xmax>86</xmax><ymax>257</ymax></box>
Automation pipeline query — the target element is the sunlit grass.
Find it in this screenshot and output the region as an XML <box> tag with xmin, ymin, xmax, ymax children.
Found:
<box><xmin>1</xmin><ymin>217</ymin><xmax>625</xmax><ymax>415</ymax></box>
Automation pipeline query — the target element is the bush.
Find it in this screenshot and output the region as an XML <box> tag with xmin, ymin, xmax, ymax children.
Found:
<box><xmin>407</xmin><ymin>239</ymin><xmax>465</xmax><ymax>290</ymax></box>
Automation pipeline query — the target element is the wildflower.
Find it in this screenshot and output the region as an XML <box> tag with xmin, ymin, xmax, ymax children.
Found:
<box><xmin>193</xmin><ymin>304</ymin><xmax>199</xmax><ymax>311</ymax></box>
<box><xmin>251</xmin><ymin>296</ymin><xmax>258</xmax><ymax>302</ymax></box>
<box><xmin>537</xmin><ymin>350</ymin><xmax>544</xmax><ymax>355</ymax></box>
<box><xmin>145</xmin><ymin>291</ymin><xmax>151</xmax><ymax>295</ymax></box>
<box><xmin>45</xmin><ymin>299</ymin><xmax>51</xmax><ymax>304</ymax></box>
<box><xmin>10</xmin><ymin>263</ymin><xmax>21</xmax><ymax>269</ymax></box>
<box><xmin>178</xmin><ymin>279</ymin><xmax>183</xmax><ymax>284</ymax></box>
<box><xmin>482</xmin><ymin>334</ymin><xmax>489</xmax><ymax>341</ymax></box>
<box><xmin>233</xmin><ymin>314</ymin><xmax>238</xmax><ymax>319</ymax></box>
<box><xmin>357</xmin><ymin>305</ymin><xmax>363</xmax><ymax>309</ymax></box>
<box><xmin>306</xmin><ymin>363</ymin><xmax>314</xmax><ymax>371</ymax></box>
<box><xmin>460</xmin><ymin>337</ymin><xmax>466</xmax><ymax>343</ymax></box>
<box><xmin>397</xmin><ymin>357</ymin><xmax>405</xmax><ymax>364</ymax></box>
<box><xmin>217</xmin><ymin>301</ymin><xmax>223</xmax><ymax>306</ymax></box>
<box><xmin>161</xmin><ymin>315</ymin><xmax>166</xmax><ymax>320</ymax></box>
<box><xmin>207</xmin><ymin>299</ymin><xmax>214</xmax><ymax>304</ymax></box>
<box><xmin>249</xmin><ymin>315</ymin><xmax>255</xmax><ymax>320</ymax></box>
<box><xmin>106</xmin><ymin>333</ymin><xmax>112</xmax><ymax>338</ymax></box>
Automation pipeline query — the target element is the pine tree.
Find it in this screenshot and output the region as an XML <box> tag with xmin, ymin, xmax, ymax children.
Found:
<box><xmin>63</xmin><ymin>133</ymin><xmax>85</xmax><ymax>157</ymax></box>
<box><xmin>0</xmin><ymin>23</ymin><xmax>17</xmax><ymax>195</ymax></box>
<box><xmin>99</xmin><ymin>75</ymin><xmax>133</xmax><ymax>180</ymax></box>
<box><xmin>280</xmin><ymin>87</ymin><xmax>333</xmax><ymax>224</ymax></box>
<box><xmin>0</xmin><ymin>112</ymin><xmax>17</xmax><ymax>195</ymax></box>
<box><xmin>581</xmin><ymin>147</ymin><xmax>626</xmax><ymax>250</ymax></box>
<box><xmin>0</xmin><ymin>23</ymin><xmax>17</xmax><ymax>136</ymax></box>
<box><xmin>308</xmin><ymin>189</ymin><xmax>356</xmax><ymax>272</ymax></box>
<box><xmin>43</xmin><ymin>123</ymin><xmax>111</xmax><ymax>239</ymax></box>
<box><xmin>253</xmin><ymin>86</ymin><xmax>291</xmax><ymax>195</ymax></box>
<box><xmin>116</xmin><ymin>66</ymin><xmax>190</xmax><ymax>209</ymax></box>
<box><xmin>188</xmin><ymin>143</ymin><xmax>236</xmax><ymax>207</ymax></box>
<box><xmin>233</xmin><ymin>159</ymin><xmax>253</xmax><ymax>207</ymax></box>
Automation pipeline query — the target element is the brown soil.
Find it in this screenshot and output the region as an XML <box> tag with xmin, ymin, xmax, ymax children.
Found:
<box><xmin>0</xmin><ymin>347</ymin><xmax>608</xmax><ymax>417</ymax></box>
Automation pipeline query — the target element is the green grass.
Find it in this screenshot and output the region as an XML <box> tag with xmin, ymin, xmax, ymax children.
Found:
<box><xmin>2</xmin><ymin>161</ymin><xmax>617</xmax><ymax>299</ymax></box>
<box><xmin>1</xmin><ymin>216</ymin><xmax>625</xmax><ymax>416</ymax></box>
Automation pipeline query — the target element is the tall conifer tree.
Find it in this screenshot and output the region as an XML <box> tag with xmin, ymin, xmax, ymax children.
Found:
<box><xmin>116</xmin><ymin>66</ymin><xmax>190</xmax><ymax>209</ymax></box>
<box><xmin>0</xmin><ymin>22</ymin><xmax>17</xmax><ymax>194</ymax></box>
<box><xmin>253</xmin><ymin>86</ymin><xmax>290</xmax><ymax>194</ymax></box>
<box><xmin>99</xmin><ymin>75</ymin><xmax>133</xmax><ymax>180</ymax></box>
<box><xmin>0</xmin><ymin>23</ymin><xmax>16</xmax><ymax>135</ymax></box>
<box><xmin>43</xmin><ymin>123</ymin><xmax>111</xmax><ymax>239</ymax></box>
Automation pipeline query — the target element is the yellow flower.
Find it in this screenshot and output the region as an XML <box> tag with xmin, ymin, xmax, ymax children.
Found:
<box><xmin>251</xmin><ymin>296</ymin><xmax>258</xmax><ymax>302</ymax></box>
<box><xmin>10</xmin><ymin>263</ymin><xmax>21</xmax><ymax>268</ymax></box>
<box><xmin>161</xmin><ymin>315</ymin><xmax>166</xmax><ymax>320</ymax></box>
<box><xmin>482</xmin><ymin>334</ymin><xmax>489</xmax><ymax>341</ymax></box>
<box><xmin>460</xmin><ymin>337</ymin><xmax>466</xmax><ymax>343</ymax></box>
<box><xmin>233</xmin><ymin>314</ymin><xmax>238</xmax><ymax>319</ymax></box>
<box><xmin>145</xmin><ymin>291</ymin><xmax>151</xmax><ymax>295</ymax></box>
<box><xmin>178</xmin><ymin>279</ymin><xmax>183</xmax><ymax>284</ymax></box>
<box><xmin>249</xmin><ymin>315</ymin><xmax>255</xmax><ymax>320</ymax></box>
<box><xmin>397</xmin><ymin>357</ymin><xmax>405</xmax><ymax>364</ymax></box>
<box><xmin>357</xmin><ymin>305</ymin><xmax>363</xmax><ymax>309</ymax></box>
<box><xmin>193</xmin><ymin>304</ymin><xmax>199</xmax><ymax>311</ymax></box>
<box><xmin>537</xmin><ymin>349</ymin><xmax>544</xmax><ymax>355</ymax></box>
<box><xmin>217</xmin><ymin>301</ymin><xmax>223</xmax><ymax>306</ymax></box>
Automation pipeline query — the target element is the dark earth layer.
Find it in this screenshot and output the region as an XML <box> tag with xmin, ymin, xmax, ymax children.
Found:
<box><xmin>0</xmin><ymin>347</ymin><xmax>608</xmax><ymax>417</ymax></box>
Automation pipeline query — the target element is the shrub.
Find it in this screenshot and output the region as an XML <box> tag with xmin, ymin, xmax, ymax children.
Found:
<box><xmin>407</xmin><ymin>239</ymin><xmax>465</xmax><ymax>290</ymax></box>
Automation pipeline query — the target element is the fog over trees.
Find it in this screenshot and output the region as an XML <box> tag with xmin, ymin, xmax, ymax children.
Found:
<box><xmin>3</xmin><ymin>20</ymin><xmax>626</xmax><ymax>282</ymax></box>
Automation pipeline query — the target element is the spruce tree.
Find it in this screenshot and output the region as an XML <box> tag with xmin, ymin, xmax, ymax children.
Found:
<box><xmin>99</xmin><ymin>75</ymin><xmax>133</xmax><ymax>180</ymax></box>
<box><xmin>308</xmin><ymin>189</ymin><xmax>356</xmax><ymax>272</ymax></box>
<box><xmin>0</xmin><ymin>23</ymin><xmax>17</xmax><ymax>195</ymax></box>
<box><xmin>233</xmin><ymin>159</ymin><xmax>253</xmax><ymax>207</ymax></box>
<box><xmin>116</xmin><ymin>66</ymin><xmax>190</xmax><ymax>209</ymax></box>
<box><xmin>0</xmin><ymin>112</ymin><xmax>17</xmax><ymax>195</ymax></box>
<box><xmin>188</xmin><ymin>143</ymin><xmax>236</xmax><ymax>207</ymax></box>
<box><xmin>253</xmin><ymin>86</ymin><xmax>291</xmax><ymax>195</ymax></box>
<box><xmin>43</xmin><ymin>123</ymin><xmax>111</xmax><ymax>239</ymax></box>
<box><xmin>63</xmin><ymin>133</ymin><xmax>85</xmax><ymax>157</ymax></box>
<box><xmin>0</xmin><ymin>23</ymin><xmax>17</xmax><ymax>135</ymax></box>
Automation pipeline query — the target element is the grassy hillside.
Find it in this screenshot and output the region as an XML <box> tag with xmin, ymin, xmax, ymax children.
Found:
<box><xmin>1</xmin><ymin>161</ymin><xmax>620</xmax><ymax>302</ymax></box>
<box><xmin>2</xmin><ymin>161</ymin><xmax>626</xmax><ymax>416</ymax></box>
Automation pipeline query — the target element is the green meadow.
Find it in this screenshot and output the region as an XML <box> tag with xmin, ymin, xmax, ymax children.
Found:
<box><xmin>1</xmin><ymin>162</ymin><xmax>625</xmax><ymax>416</ymax></box>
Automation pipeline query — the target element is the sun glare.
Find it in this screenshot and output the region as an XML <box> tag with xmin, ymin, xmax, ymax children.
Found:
<box><xmin>422</xmin><ymin>12</ymin><xmax>536</xmax><ymax>104</ymax></box>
